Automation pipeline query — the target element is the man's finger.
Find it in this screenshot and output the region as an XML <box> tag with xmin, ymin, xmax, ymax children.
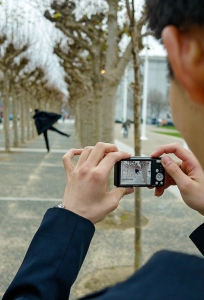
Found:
<box><xmin>77</xmin><ymin>147</ymin><xmax>94</xmax><ymax>167</ymax></box>
<box><xmin>151</xmin><ymin>143</ymin><xmax>200</xmax><ymax>170</ymax></box>
<box><xmin>161</xmin><ymin>156</ymin><xmax>191</xmax><ymax>189</ymax></box>
<box><xmin>98</xmin><ymin>151</ymin><xmax>131</xmax><ymax>177</ymax></box>
<box><xmin>109</xmin><ymin>187</ymin><xmax>134</xmax><ymax>203</ymax></box>
<box><xmin>62</xmin><ymin>149</ymin><xmax>83</xmax><ymax>172</ymax></box>
<box><xmin>154</xmin><ymin>186</ymin><xmax>164</xmax><ymax>197</ymax></box>
<box><xmin>152</xmin><ymin>143</ymin><xmax>190</xmax><ymax>158</ymax></box>
<box><xmin>86</xmin><ymin>142</ymin><xmax>119</xmax><ymax>166</ymax></box>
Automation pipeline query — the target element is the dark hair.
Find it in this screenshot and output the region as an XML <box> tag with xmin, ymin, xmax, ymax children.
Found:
<box><xmin>145</xmin><ymin>0</ymin><xmax>204</xmax><ymax>40</ymax></box>
<box><xmin>145</xmin><ymin>0</ymin><xmax>204</xmax><ymax>78</ymax></box>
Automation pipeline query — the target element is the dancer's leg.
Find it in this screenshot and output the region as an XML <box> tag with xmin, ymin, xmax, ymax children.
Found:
<box><xmin>43</xmin><ymin>130</ymin><xmax>50</xmax><ymax>152</ymax></box>
<box><xmin>49</xmin><ymin>126</ymin><xmax>70</xmax><ymax>137</ymax></box>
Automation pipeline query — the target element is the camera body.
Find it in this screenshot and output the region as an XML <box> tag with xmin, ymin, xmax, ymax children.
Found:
<box><xmin>114</xmin><ymin>157</ymin><xmax>165</xmax><ymax>187</ymax></box>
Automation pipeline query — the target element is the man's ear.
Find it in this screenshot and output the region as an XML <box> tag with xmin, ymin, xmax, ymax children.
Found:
<box><xmin>162</xmin><ymin>26</ymin><xmax>204</xmax><ymax>105</ymax></box>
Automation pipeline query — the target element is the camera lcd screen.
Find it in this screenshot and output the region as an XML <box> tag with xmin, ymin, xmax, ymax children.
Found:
<box><xmin>120</xmin><ymin>160</ymin><xmax>151</xmax><ymax>185</ymax></box>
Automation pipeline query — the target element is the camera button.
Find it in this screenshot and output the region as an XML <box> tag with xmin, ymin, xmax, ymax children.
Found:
<box><xmin>156</xmin><ymin>173</ymin><xmax>164</xmax><ymax>181</ymax></box>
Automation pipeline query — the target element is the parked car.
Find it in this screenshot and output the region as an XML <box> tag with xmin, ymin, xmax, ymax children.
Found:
<box><xmin>151</xmin><ymin>118</ymin><xmax>157</xmax><ymax>125</ymax></box>
<box><xmin>166</xmin><ymin>121</ymin><xmax>174</xmax><ymax>126</ymax></box>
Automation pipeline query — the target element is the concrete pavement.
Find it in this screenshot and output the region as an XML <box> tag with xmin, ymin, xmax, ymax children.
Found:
<box><xmin>0</xmin><ymin>120</ymin><xmax>78</xmax><ymax>297</ymax></box>
<box><xmin>0</xmin><ymin>121</ymin><xmax>203</xmax><ymax>299</ymax></box>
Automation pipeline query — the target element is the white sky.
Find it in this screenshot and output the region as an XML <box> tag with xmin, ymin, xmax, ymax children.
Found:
<box><xmin>140</xmin><ymin>36</ymin><xmax>167</xmax><ymax>57</ymax></box>
<box><xmin>73</xmin><ymin>0</ymin><xmax>167</xmax><ymax>57</ymax></box>
<box><xmin>0</xmin><ymin>0</ymin><xmax>68</xmax><ymax>96</ymax></box>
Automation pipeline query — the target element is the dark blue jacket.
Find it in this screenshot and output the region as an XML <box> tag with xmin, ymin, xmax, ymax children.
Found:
<box><xmin>2</xmin><ymin>208</ymin><xmax>95</xmax><ymax>299</ymax></box>
<box><xmin>3</xmin><ymin>208</ymin><xmax>204</xmax><ymax>300</ymax></box>
<box><xmin>33</xmin><ymin>111</ymin><xmax>61</xmax><ymax>135</ymax></box>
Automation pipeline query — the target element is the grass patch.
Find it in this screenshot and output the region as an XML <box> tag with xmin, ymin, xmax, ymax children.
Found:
<box><xmin>154</xmin><ymin>131</ymin><xmax>182</xmax><ymax>138</ymax></box>
<box><xmin>157</xmin><ymin>125</ymin><xmax>177</xmax><ymax>130</ymax></box>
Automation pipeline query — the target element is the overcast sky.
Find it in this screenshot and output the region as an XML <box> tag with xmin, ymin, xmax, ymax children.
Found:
<box><xmin>0</xmin><ymin>0</ymin><xmax>68</xmax><ymax>97</ymax></box>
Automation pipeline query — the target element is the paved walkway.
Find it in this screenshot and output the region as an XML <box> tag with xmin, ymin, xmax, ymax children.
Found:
<box><xmin>114</xmin><ymin>123</ymin><xmax>184</xmax><ymax>156</ymax></box>
<box><xmin>0</xmin><ymin>121</ymin><xmax>203</xmax><ymax>298</ymax></box>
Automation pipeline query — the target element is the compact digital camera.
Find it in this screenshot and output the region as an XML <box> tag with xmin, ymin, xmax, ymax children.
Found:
<box><xmin>114</xmin><ymin>157</ymin><xmax>165</xmax><ymax>187</ymax></box>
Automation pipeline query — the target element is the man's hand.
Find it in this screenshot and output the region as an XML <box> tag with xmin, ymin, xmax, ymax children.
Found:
<box><xmin>151</xmin><ymin>143</ymin><xmax>204</xmax><ymax>216</ymax></box>
<box><xmin>62</xmin><ymin>143</ymin><xmax>134</xmax><ymax>224</ymax></box>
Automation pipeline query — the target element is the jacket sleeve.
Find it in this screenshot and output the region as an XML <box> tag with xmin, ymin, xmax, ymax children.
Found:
<box><xmin>2</xmin><ymin>208</ymin><xmax>95</xmax><ymax>300</ymax></box>
<box><xmin>189</xmin><ymin>223</ymin><xmax>204</xmax><ymax>256</ymax></box>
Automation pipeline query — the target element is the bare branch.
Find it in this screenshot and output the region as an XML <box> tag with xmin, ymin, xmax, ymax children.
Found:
<box><xmin>56</xmin><ymin>23</ymin><xmax>94</xmax><ymax>55</ymax></box>
<box><xmin>125</xmin><ymin>0</ymin><xmax>132</xmax><ymax>24</ymax></box>
<box><xmin>114</xmin><ymin>40</ymin><xmax>132</xmax><ymax>84</ymax></box>
<box><xmin>141</xmin><ymin>31</ymin><xmax>155</xmax><ymax>38</ymax></box>
<box><xmin>63</xmin><ymin>22</ymin><xmax>96</xmax><ymax>40</ymax></box>
<box><xmin>137</xmin><ymin>11</ymin><xmax>146</xmax><ymax>27</ymax></box>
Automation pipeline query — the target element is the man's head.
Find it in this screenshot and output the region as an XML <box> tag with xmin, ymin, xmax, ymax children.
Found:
<box><xmin>145</xmin><ymin>0</ymin><xmax>204</xmax><ymax>168</ymax></box>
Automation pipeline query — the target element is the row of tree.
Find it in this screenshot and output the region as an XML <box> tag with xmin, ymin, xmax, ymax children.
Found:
<box><xmin>0</xmin><ymin>0</ymin><xmax>149</xmax><ymax>149</ymax></box>
<box><xmin>0</xmin><ymin>0</ymin><xmax>156</xmax><ymax>270</ymax></box>
<box><xmin>0</xmin><ymin>44</ymin><xmax>65</xmax><ymax>151</ymax></box>
<box><xmin>43</xmin><ymin>0</ymin><xmax>149</xmax><ymax>147</ymax></box>
<box><xmin>0</xmin><ymin>0</ymin><xmax>68</xmax><ymax>151</ymax></box>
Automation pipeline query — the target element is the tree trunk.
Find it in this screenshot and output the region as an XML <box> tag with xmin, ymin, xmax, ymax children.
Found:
<box><xmin>101</xmin><ymin>0</ymin><xmax>119</xmax><ymax>144</ymax></box>
<box><xmin>73</xmin><ymin>83</ymin><xmax>98</xmax><ymax>148</ymax></box>
<box><xmin>20</xmin><ymin>92</ymin><xmax>25</xmax><ymax>144</ymax></box>
<box><xmin>93</xmin><ymin>82</ymin><xmax>103</xmax><ymax>143</ymax></box>
<box><xmin>91</xmin><ymin>47</ymin><xmax>104</xmax><ymax>144</ymax></box>
<box><xmin>3</xmin><ymin>79</ymin><xmax>10</xmax><ymax>152</ymax></box>
<box><xmin>126</xmin><ymin>0</ymin><xmax>143</xmax><ymax>270</ymax></box>
<box><xmin>82</xmin><ymin>85</ymin><xmax>99</xmax><ymax>146</ymax></box>
<box><xmin>74</xmin><ymin>98</ymin><xmax>81</xmax><ymax>141</ymax></box>
<box><xmin>31</xmin><ymin>97</ymin><xmax>37</xmax><ymax>138</ymax></box>
<box><xmin>26</xmin><ymin>91</ymin><xmax>31</xmax><ymax>140</ymax></box>
<box><xmin>79</xmin><ymin>95</ymin><xmax>90</xmax><ymax>147</ymax></box>
<box><xmin>101</xmin><ymin>84</ymin><xmax>118</xmax><ymax>143</ymax></box>
<box><xmin>133</xmin><ymin>33</ymin><xmax>142</xmax><ymax>274</ymax></box>
<box><xmin>12</xmin><ymin>87</ymin><xmax>19</xmax><ymax>147</ymax></box>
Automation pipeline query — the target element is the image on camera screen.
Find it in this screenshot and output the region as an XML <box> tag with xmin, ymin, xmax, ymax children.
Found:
<box><xmin>120</xmin><ymin>160</ymin><xmax>151</xmax><ymax>185</ymax></box>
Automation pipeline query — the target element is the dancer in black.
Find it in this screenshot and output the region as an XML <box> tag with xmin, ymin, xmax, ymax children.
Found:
<box><xmin>33</xmin><ymin>109</ymin><xmax>70</xmax><ymax>152</ymax></box>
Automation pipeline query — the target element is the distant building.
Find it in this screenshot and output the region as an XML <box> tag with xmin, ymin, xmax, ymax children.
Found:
<box><xmin>115</xmin><ymin>55</ymin><xmax>170</xmax><ymax>123</ymax></box>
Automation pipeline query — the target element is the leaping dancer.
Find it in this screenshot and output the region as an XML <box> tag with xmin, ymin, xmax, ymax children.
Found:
<box><xmin>33</xmin><ymin>109</ymin><xmax>71</xmax><ymax>152</ymax></box>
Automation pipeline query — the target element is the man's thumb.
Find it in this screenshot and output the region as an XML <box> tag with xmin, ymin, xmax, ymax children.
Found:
<box><xmin>110</xmin><ymin>187</ymin><xmax>134</xmax><ymax>202</ymax></box>
<box><xmin>162</xmin><ymin>156</ymin><xmax>185</xmax><ymax>186</ymax></box>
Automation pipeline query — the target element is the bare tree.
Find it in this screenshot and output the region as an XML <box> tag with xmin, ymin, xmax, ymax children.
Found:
<box><xmin>0</xmin><ymin>41</ymin><xmax>28</xmax><ymax>151</ymax></box>
<box><xmin>45</xmin><ymin>0</ymin><xmax>136</xmax><ymax>147</ymax></box>
<box><xmin>125</xmin><ymin>0</ymin><xmax>154</xmax><ymax>270</ymax></box>
<box><xmin>148</xmin><ymin>89</ymin><xmax>169</xmax><ymax>120</ymax></box>
<box><xmin>0</xmin><ymin>0</ymin><xmax>69</xmax><ymax>151</ymax></box>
